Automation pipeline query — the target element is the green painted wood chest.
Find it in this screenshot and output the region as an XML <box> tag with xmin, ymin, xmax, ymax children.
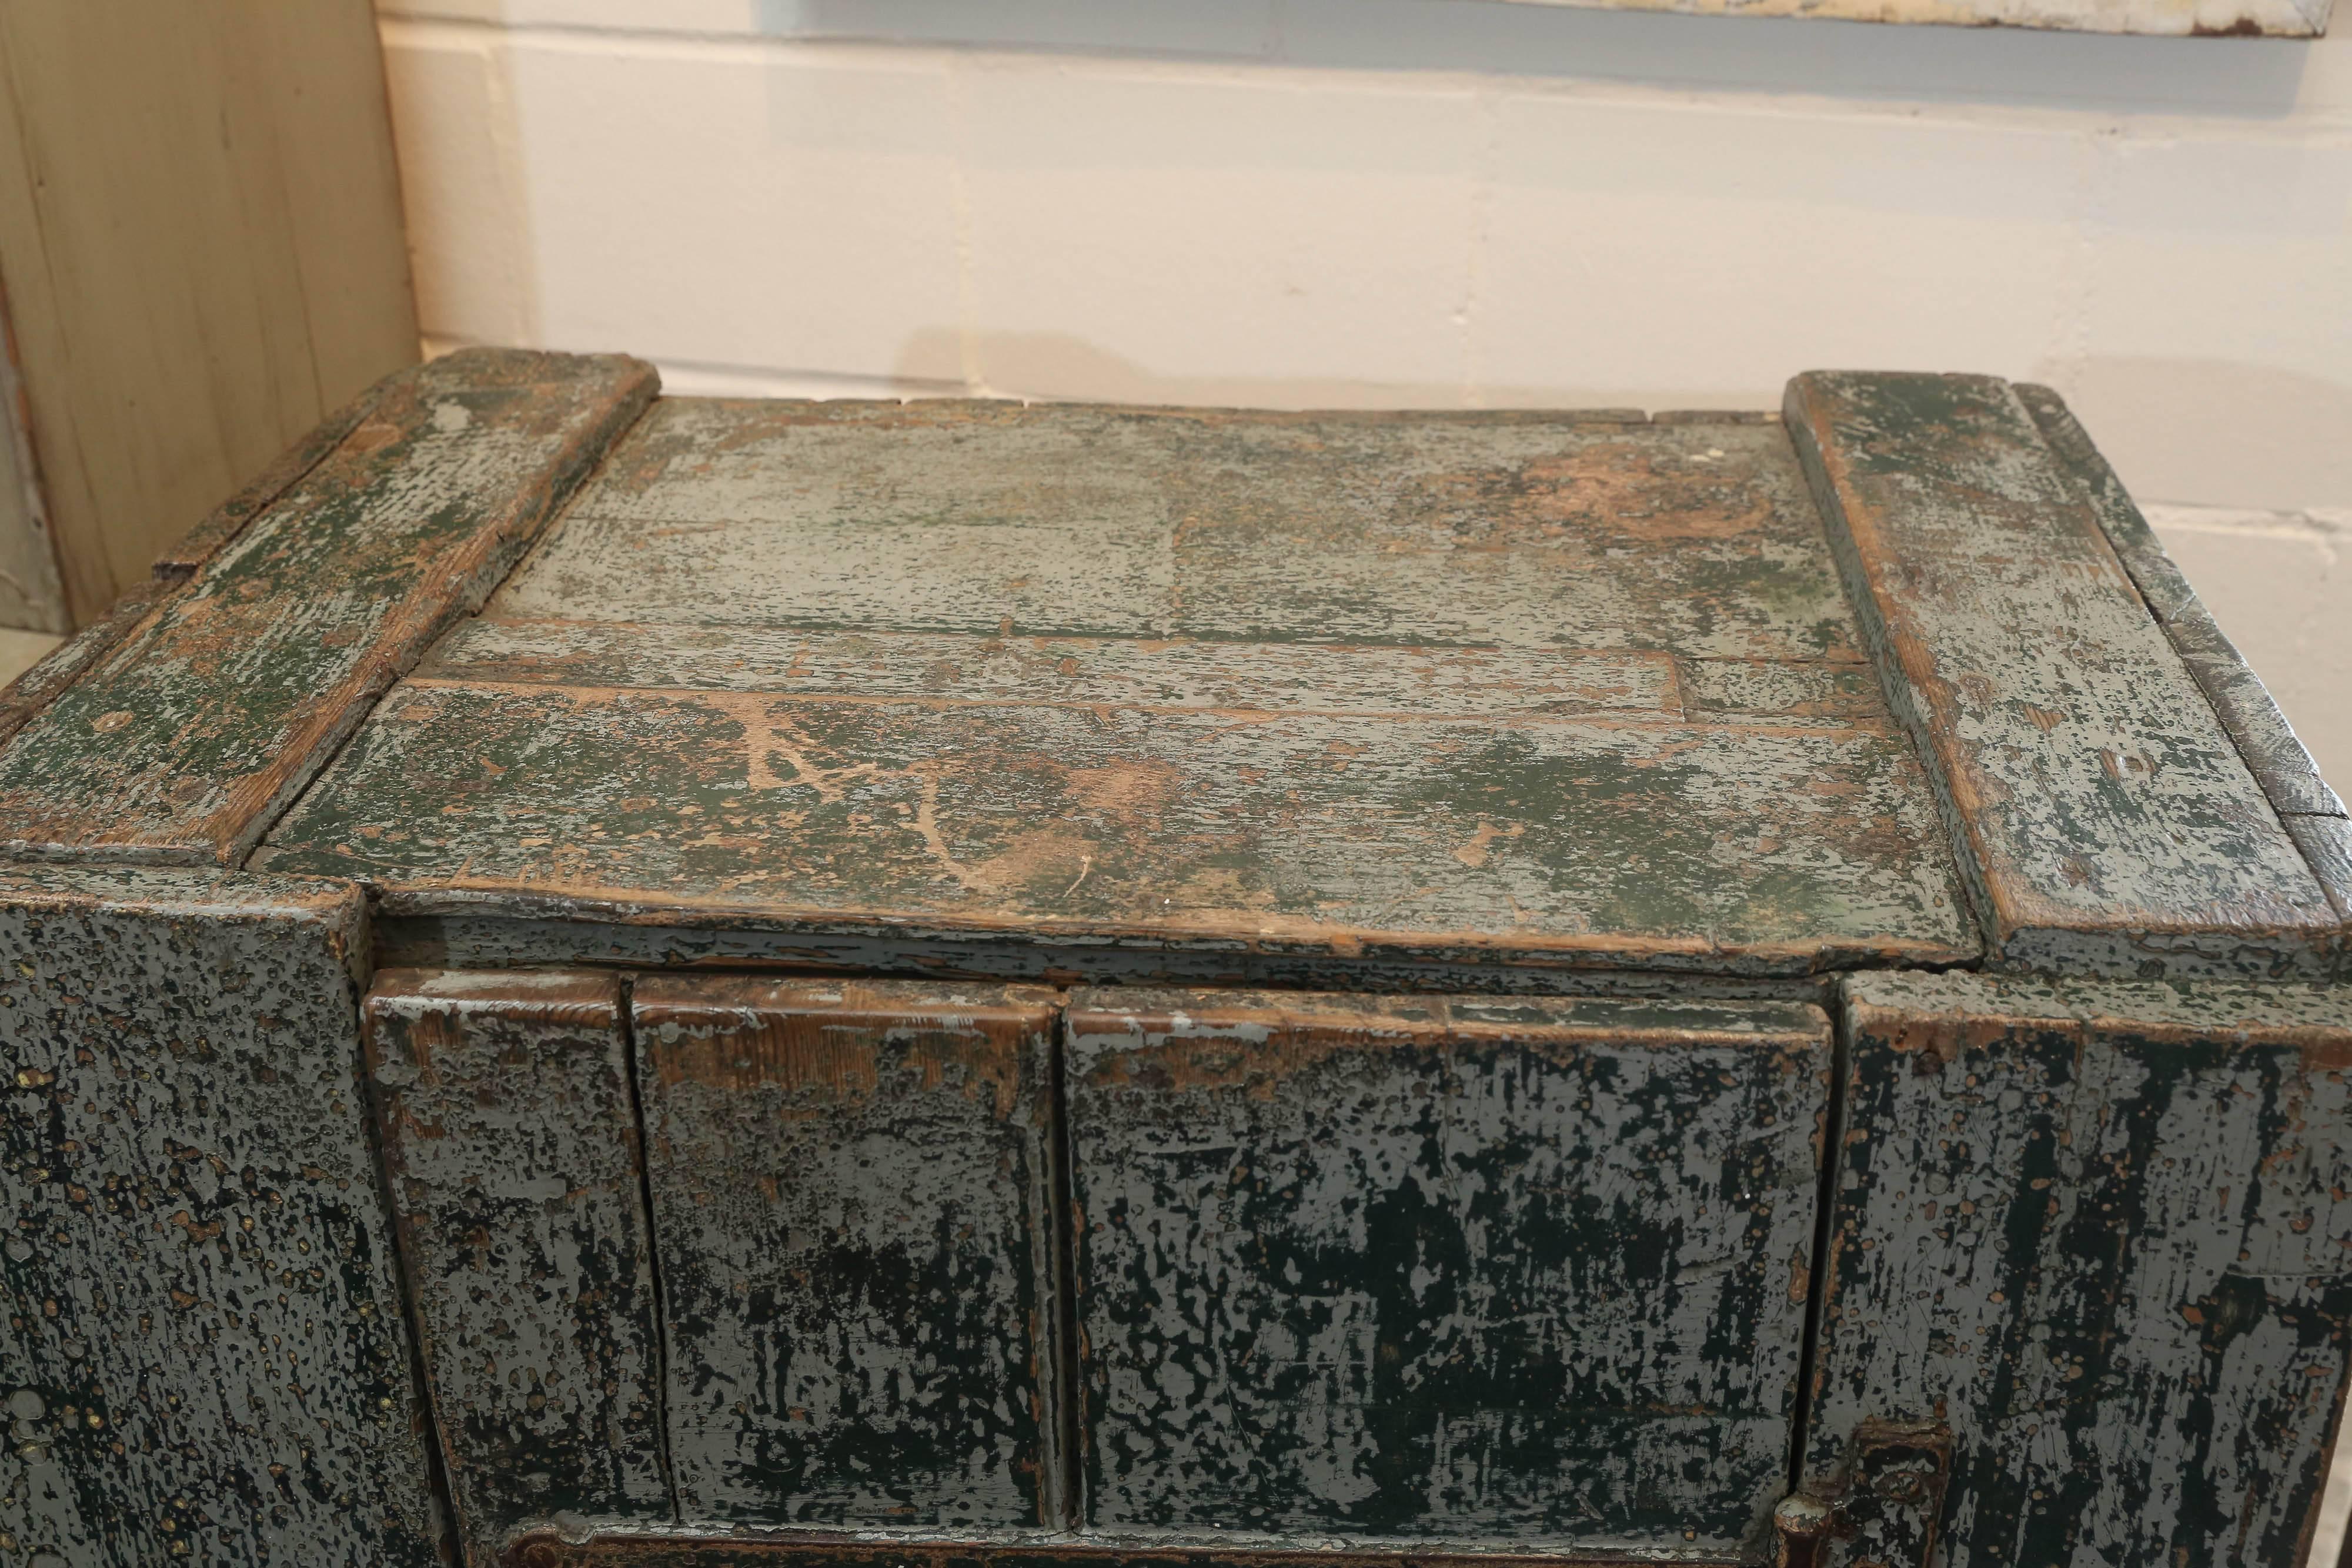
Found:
<box><xmin>1</xmin><ymin>351</ymin><xmax>2346</xmax><ymax>1568</ymax></box>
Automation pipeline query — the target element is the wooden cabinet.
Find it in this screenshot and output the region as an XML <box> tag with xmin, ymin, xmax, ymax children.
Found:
<box><xmin>0</xmin><ymin>350</ymin><xmax>2347</xmax><ymax>1567</ymax></box>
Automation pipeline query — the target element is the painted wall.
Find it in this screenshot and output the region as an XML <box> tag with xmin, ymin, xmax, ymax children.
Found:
<box><xmin>370</xmin><ymin>0</ymin><xmax>2351</xmax><ymax>779</ymax></box>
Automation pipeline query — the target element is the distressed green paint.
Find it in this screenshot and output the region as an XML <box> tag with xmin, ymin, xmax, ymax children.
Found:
<box><xmin>0</xmin><ymin>349</ymin><xmax>656</xmax><ymax>865</ymax></box>
<box><xmin>2017</xmin><ymin>382</ymin><xmax>2344</xmax><ymax>823</ymax></box>
<box><xmin>364</xmin><ymin>968</ymin><xmax>674</xmax><ymax>1563</ymax></box>
<box><xmin>1063</xmin><ymin>988</ymin><xmax>1828</xmax><ymax>1550</ymax></box>
<box><xmin>0</xmin><ymin>865</ymin><xmax>444</xmax><ymax>1566</ymax></box>
<box><xmin>632</xmin><ymin>977</ymin><xmax>1065</xmax><ymax>1530</ymax></box>
<box><xmin>497</xmin><ymin>401</ymin><xmax>1857</xmax><ymax>660</ymax></box>
<box><xmin>499</xmin><ymin>1539</ymin><xmax>1738</xmax><ymax>1568</ymax></box>
<box><xmin>1785</xmin><ymin>371</ymin><xmax>2337</xmax><ymax>978</ymax></box>
<box><xmin>256</xmin><ymin>680</ymin><xmax>1973</xmax><ymax>977</ymax></box>
<box><xmin>1811</xmin><ymin>970</ymin><xmax>2352</xmax><ymax>1568</ymax></box>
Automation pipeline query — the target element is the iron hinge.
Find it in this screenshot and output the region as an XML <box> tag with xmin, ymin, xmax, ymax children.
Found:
<box><xmin>1773</xmin><ymin>1417</ymin><xmax>1954</xmax><ymax>1568</ymax></box>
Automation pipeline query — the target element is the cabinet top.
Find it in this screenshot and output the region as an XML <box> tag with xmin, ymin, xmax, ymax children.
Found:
<box><xmin>1</xmin><ymin>351</ymin><xmax>2341</xmax><ymax>985</ymax></box>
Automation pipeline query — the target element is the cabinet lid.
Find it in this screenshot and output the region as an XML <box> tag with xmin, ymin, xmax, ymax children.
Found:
<box><xmin>254</xmin><ymin>393</ymin><xmax>1977</xmax><ymax>977</ymax></box>
<box><xmin>5</xmin><ymin>351</ymin><xmax>2339</xmax><ymax>983</ymax></box>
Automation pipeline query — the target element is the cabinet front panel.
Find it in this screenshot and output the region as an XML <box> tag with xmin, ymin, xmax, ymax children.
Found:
<box><xmin>1064</xmin><ymin>989</ymin><xmax>1829</xmax><ymax>1552</ymax></box>
<box><xmin>633</xmin><ymin>976</ymin><xmax>1065</xmax><ymax>1530</ymax></box>
<box><xmin>364</xmin><ymin>968</ymin><xmax>673</xmax><ymax>1563</ymax></box>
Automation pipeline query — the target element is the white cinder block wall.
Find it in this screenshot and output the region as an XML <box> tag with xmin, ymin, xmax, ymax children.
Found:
<box><xmin>371</xmin><ymin>0</ymin><xmax>2350</xmax><ymax>778</ymax></box>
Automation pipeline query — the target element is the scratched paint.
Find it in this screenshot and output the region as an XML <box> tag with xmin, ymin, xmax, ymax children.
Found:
<box><xmin>1063</xmin><ymin>988</ymin><xmax>1828</xmax><ymax>1552</ymax></box>
<box><xmin>0</xmin><ymin>348</ymin><xmax>656</xmax><ymax>866</ymax></box>
<box><xmin>1786</xmin><ymin>372</ymin><xmax>2340</xmax><ymax>978</ymax></box>
<box><xmin>365</xmin><ymin>968</ymin><xmax>674</xmax><ymax>1563</ymax></box>
<box><xmin>256</xmin><ymin>680</ymin><xmax>1973</xmax><ymax>977</ymax></box>
<box><xmin>0</xmin><ymin>865</ymin><xmax>443</xmax><ymax>1566</ymax></box>
<box><xmin>494</xmin><ymin>401</ymin><xmax>1859</xmax><ymax>661</ymax></box>
<box><xmin>632</xmin><ymin>977</ymin><xmax>1065</xmax><ymax>1530</ymax></box>
<box><xmin>1809</xmin><ymin>969</ymin><xmax>2352</xmax><ymax>1568</ymax></box>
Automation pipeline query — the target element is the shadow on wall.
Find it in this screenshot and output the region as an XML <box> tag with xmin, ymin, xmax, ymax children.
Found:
<box><xmin>759</xmin><ymin>0</ymin><xmax>2321</xmax><ymax>113</ymax></box>
<box><xmin>893</xmin><ymin>327</ymin><xmax>1760</xmax><ymax>412</ymax></box>
<box><xmin>2052</xmin><ymin>358</ymin><xmax>2352</xmax><ymax>513</ymax></box>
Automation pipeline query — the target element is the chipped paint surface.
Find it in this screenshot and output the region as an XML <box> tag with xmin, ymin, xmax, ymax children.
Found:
<box><xmin>0</xmin><ymin>348</ymin><xmax>656</xmax><ymax>866</ymax></box>
<box><xmin>1810</xmin><ymin>970</ymin><xmax>2352</xmax><ymax>1568</ymax></box>
<box><xmin>248</xmin><ymin>399</ymin><xmax>1982</xmax><ymax>982</ymax></box>
<box><xmin>0</xmin><ymin>864</ymin><xmax>443</xmax><ymax>1566</ymax></box>
<box><xmin>1786</xmin><ymin>372</ymin><xmax>2338</xmax><ymax>978</ymax></box>
<box><xmin>365</xmin><ymin>968</ymin><xmax>673</xmax><ymax>1563</ymax></box>
<box><xmin>499</xmin><ymin>1536</ymin><xmax>1743</xmax><ymax>1568</ymax></box>
<box><xmin>1063</xmin><ymin>988</ymin><xmax>1828</xmax><ymax>1550</ymax></box>
<box><xmin>633</xmin><ymin>977</ymin><xmax>1065</xmax><ymax>1530</ymax></box>
<box><xmin>497</xmin><ymin>401</ymin><xmax>1857</xmax><ymax>661</ymax></box>
<box><xmin>258</xmin><ymin>680</ymin><xmax>1971</xmax><ymax>976</ymax></box>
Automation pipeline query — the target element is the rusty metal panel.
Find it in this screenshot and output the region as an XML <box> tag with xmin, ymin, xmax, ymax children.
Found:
<box><xmin>1785</xmin><ymin>371</ymin><xmax>2338</xmax><ymax>979</ymax></box>
<box><xmin>631</xmin><ymin>975</ymin><xmax>1065</xmax><ymax>1529</ymax></box>
<box><xmin>363</xmin><ymin>967</ymin><xmax>673</xmax><ymax>1563</ymax></box>
<box><xmin>1812</xmin><ymin>969</ymin><xmax>2352</xmax><ymax>1568</ymax></box>
<box><xmin>0</xmin><ymin>864</ymin><xmax>444</xmax><ymax>1566</ymax></box>
<box><xmin>0</xmin><ymin>347</ymin><xmax>656</xmax><ymax>866</ymax></box>
<box><xmin>1063</xmin><ymin>988</ymin><xmax>1829</xmax><ymax>1550</ymax></box>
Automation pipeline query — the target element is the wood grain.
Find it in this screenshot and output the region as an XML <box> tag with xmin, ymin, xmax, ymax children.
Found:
<box><xmin>1785</xmin><ymin>370</ymin><xmax>2337</xmax><ymax>977</ymax></box>
<box><xmin>496</xmin><ymin>400</ymin><xmax>1860</xmax><ymax>661</ymax></box>
<box><xmin>256</xmin><ymin>678</ymin><xmax>1975</xmax><ymax>977</ymax></box>
<box><xmin>1064</xmin><ymin>987</ymin><xmax>1828</xmax><ymax>1550</ymax></box>
<box><xmin>1812</xmin><ymin>969</ymin><xmax>2352</xmax><ymax>1568</ymax></box>
<box><xmin>2016</xmin><ymin>382</ymin><xmax>2344</xmax><ymax>821</ymax></box>
<box><xmin>632</xmin><ymin>977</ymin><xmax>1065</xmax><ymax>1530</ymax></box>
<box><xmin>0</xmin><ymin>0</ymin><xmax>417</xmax><ymax>624</ymax></box>
<box><xmin>0</xmin><ymin>348</ymin><xmax>656</xmax><ymax>865</ymax></box>
<box><xmin>0</xmin><ymin>864</ymin><xmax>445</xmax><ymax>1566</ymax></box>
<box><xmin>365</xmin><ymin>968</ymin><xmax>674</xmax><ymax>1563</ymax></box>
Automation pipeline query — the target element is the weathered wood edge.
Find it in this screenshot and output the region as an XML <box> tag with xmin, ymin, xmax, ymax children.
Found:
<box><xmin>1782</xmin><ymin>370</ymin><xmax>2338</xmax><ymax>979</ymax></box>
<box><xmin>500</xmin><ymin>1531</ymin><xmax>1746</xmax><ymax>1568</ymax></box>
<box><xmin>0</xmin><ymin>348</ymin><xmax>659</xmax><ymax>868</ymax></box>
<box><xmin>0</xmin><ymin>573</ymin><xmax>169</xmax><ymax>751</ymax></box>
<box><xmin>0</xmin><ymin>382</ymin><xmax>385</xmax><ymax>752</ymax></box>
<box><xmin>2014</xmin><ymin>383</ymin><xmax>2346</xmax><ymax>822</ymax></box>
<box><xmin>152</xmin><ymin>379</ymin><xmax>389</xmax><ymax>583</ymax></box>
<box><xmin>372</xmin><ymin>914</ymin><xmax>1846</xmax><ymax>1001</ymax></box>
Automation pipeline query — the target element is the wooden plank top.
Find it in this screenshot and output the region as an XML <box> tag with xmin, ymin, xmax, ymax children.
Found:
<box><xmin>1786</xmin><ymin>371</ymin><xmax>2340</xmax><ymax>978</ymax></box>
<box><xmin>255</xmin><ymin>398</ymin><xmax>1976</xmax><ymax>979</ymax></box>
<box><xmin>0</xmin><ymin>348</ymin><xmax>656</xmax><ymax>865</ymax></box>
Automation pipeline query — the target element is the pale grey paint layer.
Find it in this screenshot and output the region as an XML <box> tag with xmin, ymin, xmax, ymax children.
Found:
<box><xmin>364</xmin><ymin>968</ymin><xmax>673</xmax><ymax>1563</ymax></box>
<box><xmin>0</xmin><ymin>865</ymin><xmax>445</xmax><ymax>1567</ymax></box>
<box><xmin>1064</xmin><ymin>988</ymin><xmax>1828</xmax><ymax>1552</ymax></box>
<box><xmin>1814</xmin><ymin>969</ymin><xmax>2352</xmax><ymax>1568</ymax></box>
<box><xmin>2016</xmin><ymin>383</ymin><xmax>2346</xmax><ymax>824</ymax></box>
<box><xmin>1786</xmin><ymin>372</ymin><xmax>2337</xmax><ymax>978</ymax></box>
<box><xmin>632</xmin><ymin>977</ymin><xmax>1065</xmax><ymax>1531</ymax></box>
<box><xmin>495</xmin><ymin>400</ymin><xmax>1859</xmax><ymax>661</ymax></box>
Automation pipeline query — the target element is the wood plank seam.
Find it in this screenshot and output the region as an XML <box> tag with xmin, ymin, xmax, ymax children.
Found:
<box><xmin>2015</xmin><ymin>383</ymin><xmax>2345</xmax><ymax>823</ymax></box>
<box><xmin>1785</xmin><ymin>371</ymin><xmax>2336</xmax><ymax>977</ymax></box>
<box><xmin>617</xmin><ymin>968</ymin><xmax>690</xmax><ymax>1532</ymax></box>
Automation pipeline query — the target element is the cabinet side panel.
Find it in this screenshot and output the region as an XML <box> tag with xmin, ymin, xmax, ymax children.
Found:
<box><xmin>1065</xmin><ymin>988</ymin><xmax>1828</xmax><ymax>1551</ymax></box>
<box><xmin>0</xmin><ymin>866</ymin><xmax>445</xmax><ymax>1566</ymax></box>
<box><xmin>632</xmin><ymin>976</ymin><xmax>1063</xmax><ymax>1530</ymax></box>
<box><xmin>1813</xmin><ymin>970</ymin><xmax>2352</xmax><ymax>1568</ymax></box>
<box><xmin>365</xmin><ymin>967</ymin><xmax>672</xmax><ymax>1563</ymax></box>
